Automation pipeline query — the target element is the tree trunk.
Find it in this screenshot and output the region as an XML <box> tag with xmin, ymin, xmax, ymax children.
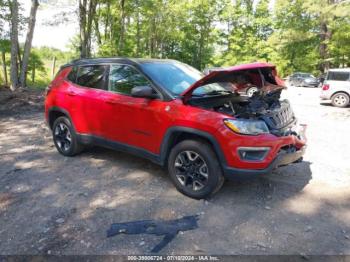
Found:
<box><xmin>1</xmin><ymin>51</ymin><xmax>8</xmax><ymax>86</ymax></box>
<box><xmin>86</xmin><ymin>0</ymin><xmax>97</xmax><ymax>57</ymax></box>
<box><xmin>320</xmin><ymin>21</ymin><xmax>331</xmax><ymax>72</ymax></box>
<box><xmin>19</xmin><ymin>0</ymin><xmax>39</xmax><ymax>88</ymax></box>
<box><xmin>9</xmin><ymin>0</ymin><xmax>19</xmax><ymax>91</ymax></box>
<box><xmin>94</xmin><ymin>16</ymin><xmax>101</xmax><ymax>45</ymax></box>
<box><xmin>136</xmin><ymin>2</ymin><xmax>141</xmax><ymax>56</ymax></box>
<box><xmin>51</xmin><ymin>56</ymin><xmax>56</xmax><ymax>78</ymax></box>
<box><xmin>118</xmin><ymin>0</ymin><xmax>126</xmax><ymax>55</ymax></box>
<box><xmin>79</xmin><ymin>0</ymin><xmax>87</xmax><ymax>58</ymax></box>
<box><xmin>17</xmin><ymin>41</ymin><xmax>21</xmax><ymax>68</ymax></box>
<box><xmin>79</xmin><ymin>0</ymin><xmax>97</xmax><ymax>58</ymax></box>
<box><xmin>104</xmin><ymin>0</ymin><xmax>111</xmax><ymax>41</ymax></box>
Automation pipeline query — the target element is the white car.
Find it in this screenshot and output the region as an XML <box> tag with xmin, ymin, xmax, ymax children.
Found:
<box><xmin>320</xmin><ymin>68</ymin><xmax>350</xmax><ymax>107</ymax></box>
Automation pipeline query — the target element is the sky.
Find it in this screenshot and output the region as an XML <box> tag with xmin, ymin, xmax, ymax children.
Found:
<box><xmin>20</xmin><ymin>0</ymin><xmax>78</xmax><ymax>51</ymax></box>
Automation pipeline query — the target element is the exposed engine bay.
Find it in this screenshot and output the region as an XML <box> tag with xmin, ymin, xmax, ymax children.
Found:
<box><xmin>187</xmin><ymin>66</ymin><xmax>297</xmax><ymax>136</ymax></box>
<box><xmin>189</xmin><ymin>89</ymin><xmax>296</xmax><ymax>136</ymax></box>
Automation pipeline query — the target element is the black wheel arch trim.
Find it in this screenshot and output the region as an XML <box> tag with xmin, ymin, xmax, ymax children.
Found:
<box><xmin>159</xmin><ymin>126</ymin><xmax>228</xmax><ymax>167</ymax></box>
<box><xmin>47</xmin><ymin>110</ymin><xmax>228</xmax><ymax>169</ymax></box>
<box><xmin>48</xmin><ymin>106</ymin><xmax>73</xmax><ymax>130</ymax></box>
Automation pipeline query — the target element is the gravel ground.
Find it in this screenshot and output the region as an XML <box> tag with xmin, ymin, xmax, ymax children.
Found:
<box><xmin>0</xmin><ymin>87</ymin><xmax>349</xmax><ymax>255</ymax></box>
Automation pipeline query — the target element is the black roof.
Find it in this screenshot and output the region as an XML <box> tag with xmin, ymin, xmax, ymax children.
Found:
<box><xmin>62</xmin><ymin>57</ymin><xmax>178</xmax><ymax>68</ymax></box>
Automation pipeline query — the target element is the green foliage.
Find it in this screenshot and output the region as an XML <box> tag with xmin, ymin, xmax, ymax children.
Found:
<box><xmin>89</xmin><ymin>0</ymin><xmax>219</xmax><ymax>70</ymax></box>
<box><xmin>2</xmin><ymin>0</ymin><xmax>350</xmax><ymax>88</ymax></box>
<box><xmin>213</xmin><ymin>0</ymin><xmax>273</xmax><ymax>67</ymax></box>
<box><xmin>26</xmin><ymin>46</ymin><xmax>76</xmax><ymax>89</ymax></box>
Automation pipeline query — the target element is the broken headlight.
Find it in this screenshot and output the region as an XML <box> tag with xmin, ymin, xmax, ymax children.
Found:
<box><xmin>224</xmin><ymin>119</ymin><xmax>269</xmax><ymax>135</ymax></box>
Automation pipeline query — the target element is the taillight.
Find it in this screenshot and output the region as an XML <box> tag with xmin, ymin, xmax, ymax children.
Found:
<box><xmin>45</xmin><ymin>85</ymin><xmax>52</xmax><ymax>96</ymax></box>
<box><xmin>322</xmin><ymin>85</ymin><xmax>329</xmax><ymax>91</ymax></box>
<box><xmin>322</xmin><ymin>84</ymin><xmax>330</xmax><ymax>91</ymax></box>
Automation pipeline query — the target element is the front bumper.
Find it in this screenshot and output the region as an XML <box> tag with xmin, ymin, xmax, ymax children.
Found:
<box><xmin>217</xmin><ymin>122</ymin><xmax>307</xmax><ymax>180</ymax></box>
<box><xmin>223</xmin><ymin>145</ymin><xmax>306</xmax><ymax>180</ymax></box>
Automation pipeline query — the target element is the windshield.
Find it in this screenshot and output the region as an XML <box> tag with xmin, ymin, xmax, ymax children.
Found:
<box><xmin>140</xmin><ymin>62</ymin><xmax>230</xmax><ymax>96</ymax></box>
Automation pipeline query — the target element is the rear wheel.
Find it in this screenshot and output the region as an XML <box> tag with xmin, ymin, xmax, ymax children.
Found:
<box><xmin>167</xmin><ymin>140</ymin><xmax>224</xmax><ymax>199</ymax></box>
<box><xmin>52</xmin><ymin>116</ymin><xmax>84</xmax><ymax>156</ymax></box>
<box><xmin>331</xmin><ymin>92</ymin><xmax>350</xmax><ymax>108</ymax></box>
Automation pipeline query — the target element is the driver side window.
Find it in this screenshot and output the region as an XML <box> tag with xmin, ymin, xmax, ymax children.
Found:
<box><xmin>109</xmin><ymin>64</ymin><xmax>151</xmax><ymax>95</ymax></box>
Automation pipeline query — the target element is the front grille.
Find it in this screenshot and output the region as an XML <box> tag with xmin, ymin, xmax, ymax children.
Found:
<box><xmin>261</xmin><ymin>100</ymin><xmax>295</xmax><ymax>134</ymax></box>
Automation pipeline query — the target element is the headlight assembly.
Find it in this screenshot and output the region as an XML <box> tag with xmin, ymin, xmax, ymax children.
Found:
<box><xmin>224</xmin><ymin>119</ymin><xmax>269</xmax><ymax>135</ymax></box>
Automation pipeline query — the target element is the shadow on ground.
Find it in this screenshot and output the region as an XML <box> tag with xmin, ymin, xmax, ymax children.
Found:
<box><xmin>0</xmin><ymin>103</ymin><xmax>349</xmax><ymax>255</ymax></box>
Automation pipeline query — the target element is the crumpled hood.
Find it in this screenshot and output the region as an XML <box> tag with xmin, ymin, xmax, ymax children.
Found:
<box><xmin>181</xmin><ymin>62</ymin><xmax>286</xmax><ymax>102</ymax></box>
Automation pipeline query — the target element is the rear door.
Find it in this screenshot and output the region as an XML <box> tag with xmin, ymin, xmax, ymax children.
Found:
<box><xmin>68</xmin><ymin>64</ymin><xmax>110</xmax><ymax>136</ymax></box>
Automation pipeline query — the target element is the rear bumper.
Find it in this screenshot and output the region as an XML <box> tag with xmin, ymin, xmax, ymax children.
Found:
<box><xmin>303</xmin><ymin>82</ymin><xmax>319</xmax><ymax>87</ymax></box>
<box><xmin>320</xmin><ymin>88</ymin><xmax>333</xmax><ymax>100</ymax></box>
<box><xmin>223</xmin><ymin>145</ymin><xmax>306</xmax><ymax>180</ymax></box>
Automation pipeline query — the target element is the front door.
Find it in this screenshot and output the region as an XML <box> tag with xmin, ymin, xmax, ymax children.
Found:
<box><xmin>100</xmin><ymin>64</ymin><xmax>168</xmax><ymax>154</ymax></box>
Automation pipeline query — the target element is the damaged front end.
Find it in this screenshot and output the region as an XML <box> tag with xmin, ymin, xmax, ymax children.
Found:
<box><xmin>189</xmin><ymin>89</ymin><xmax>302</xmax><ymax>138</ymax></box>
<box><xmin>184</xmin><ymin>62</ymin><xmax>305</xmax><ymax>138</ymax></box>
<box><xmin>184</xmin><ymin>62</ymin><xmax>307</xmax><ymax>171</ymax></box>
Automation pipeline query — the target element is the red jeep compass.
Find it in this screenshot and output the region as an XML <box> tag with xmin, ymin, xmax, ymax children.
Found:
<box><xmin>45</xmin><ymin>58</ymin><xmax>307</xmax><ymax>199</ymax></box>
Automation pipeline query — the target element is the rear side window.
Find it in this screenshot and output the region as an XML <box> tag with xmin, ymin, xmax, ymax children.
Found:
<box><xmin>76</xmin><ymin>65</ymin><xmax>109</xmax><ymax>90</ymax></box>
<box><xmin>108</xmin><ymin>65</ymin><xmax>151</xmax><ymax>95</ymax></box>
<box><xmin>67</xmin><ymin>66</ymin><xmax>78</xmax><ymax>82</ymax></box>
<box><xmin>327</xmin><ymin>72</ymin><xmax>350</xmax><ymax>81</ymax></box>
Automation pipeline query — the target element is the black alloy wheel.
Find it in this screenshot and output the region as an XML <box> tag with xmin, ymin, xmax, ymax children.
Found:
<box><xmin>168</xmin><ymin>140</ymin><xmax>224</xmax><ymax>199</ymax></box>
<box><xmin>52</xmin><ymin>116</ymin><xmax>83</xmax><ymax>156</ymax></box>
<box><xmin>174</xmin><ymin>150</ymin><xmax>209</xmax><ymax>191</ymax></box>
<box><xmin>54</xmin><ymin>122</ymin><xmax>72</xmax><ymax>153</ymax></box>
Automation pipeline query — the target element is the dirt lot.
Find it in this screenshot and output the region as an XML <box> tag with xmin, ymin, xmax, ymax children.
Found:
<box><xmin>0</xmin><ymin>87</ymin><xmax>349</xmax><ymax>255</ymax></box>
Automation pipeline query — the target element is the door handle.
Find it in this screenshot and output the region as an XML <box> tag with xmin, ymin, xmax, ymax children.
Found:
<box><xmin>67</xmin><ymin>90</ymin><xmax>77</xmax><ymax>96</ymax></box>
<box><xmin>105</xmin><ymin>99</ymin><xmax>119</xmax><ymax>104</ymax></box>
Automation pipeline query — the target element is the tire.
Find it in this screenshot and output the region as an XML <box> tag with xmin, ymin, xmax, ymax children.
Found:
<box><xmin>52</xmin><ymin>116</ymin><xmax>84</xmax><ymax>156</ymax></box>
<box><xmin>331</xmin><ymin>92</ymin><xmax>350</xmax><ymax>108</ymax></box>
<box><xmin>246</xmin><ymin>86</ymin><xmax>259</xmax><ymax>97</ymax></box>
<box><xmin>167</xmin><ymin>139</ymin><xmax>225</xmax><ymax>199</ymax></box>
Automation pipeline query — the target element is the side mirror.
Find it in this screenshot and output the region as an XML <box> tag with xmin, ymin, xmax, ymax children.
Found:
<box><xmin>131</xmin><ymin>86</ymin><xmax>159</xmax><ymax>99</ymax></box>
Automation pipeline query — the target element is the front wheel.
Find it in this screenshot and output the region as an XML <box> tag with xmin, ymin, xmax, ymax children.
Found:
<box><xmin>167</xmin><ymin>140</ymin><xmax>224</xmax><ymax>199</ymax></box>
<box><xmin>331</xmin><ymin>92</ymin><xmax>350</xmax><ymax>108</ymax></box>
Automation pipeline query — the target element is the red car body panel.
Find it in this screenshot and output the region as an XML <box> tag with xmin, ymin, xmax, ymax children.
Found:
<box><xmin>45</xmin><ymin>60</ymin><xmax>306</xmax><ymax>176</ymax></box>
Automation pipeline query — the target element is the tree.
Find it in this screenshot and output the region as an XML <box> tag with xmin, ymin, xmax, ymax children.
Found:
<box><xmin>79</xmin><ymin>0</ymin><xmax>97</xmax><ymax>58</ymax></box>
<box><xmin>303</xmin><ymin>0</ymin><xmax>350</xmax><ymax>72</ymax></box>
<box><xmin>214</xmin><ymin>0</ymin><xmax>273</xmax><ymax>67</ymax></box>
<box><xmin>0</xmin><ymin>39</ymin><xmax>10</xmax><ymax>86</ymax></box>
<box><xmin>19</xmin><ymin>0</ymin><xmax>39</xmax><ymax>88</ymax></box>
<box><xmin>9</xmin><ymin>0</ymin><xmax>19</xmax><ymax>90</ymax></box>
<box><xmin>329</xmin><ymin>18</ymin><xmax>350</xmax><ymax>67</ymax></box>
<box><xmin>27</xmin><ymin>51</ymin><xmax>45</xmax><ymax>83</ymax></box>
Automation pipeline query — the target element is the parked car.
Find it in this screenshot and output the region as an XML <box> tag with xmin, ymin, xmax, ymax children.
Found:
<box><xmin>203</xmin><ymin>67</ymin><xmax>259</xmax><ymax>97</ymax></box>
<box><xmin>320</xmin><ymin>68</ymin><xmax>350</xmax><ymax>107</ymax></box>
<box><xmin>45</xmin><ymin>59</ymin><xmax>307</xmax><ymax>199</ymax></box>
<box><xmin>288</xmin><ymin>72</ymin><xmax>320</xmax><ymax>87</ymax></box>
